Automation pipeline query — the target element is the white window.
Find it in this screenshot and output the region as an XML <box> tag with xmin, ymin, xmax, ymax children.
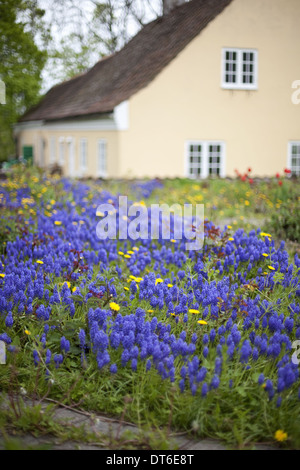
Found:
<box><xmin>288</xmin><ymin>142</ymin><xmax>300</xmax><ymax>176</ymax></box>
<box><xmin>49</xmin><ymin>137</ymin><xmax>56</xmax><ymax>165</ymax></box>
<box><xmin>97</xmin><ymin>139</ymin><xmax>107</xmax><ymax>177</ymax></box>
<box><xmin>222</xmin><ymin>48</ymin><xmax>258</xmax><ymax>90</ymax></box>
<box><xmin>185</xmin><ymin>141</ymin><xmax>225</xmax><ymax>179</ymax></box>
<box><xmin>59</xmin><ymin>137</ymin><xmax>65</xmax><ymax>166</ymax></box>
<box><xmin>79</xmin><ymin>138</ymin><xmax>88</xmax><ymax>172</ymax></box>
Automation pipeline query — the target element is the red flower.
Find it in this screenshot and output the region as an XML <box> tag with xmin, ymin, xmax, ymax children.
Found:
<box><xmin>248</xmin><ymin>167</ymin><xmax>252</xmax><ymax>173</ymax></box>
<box><xmin>278</xmin><ymin>180</ymin><xmax>282</xmax><ymax>186</ymax></box>
<box><xmin>249</xmin><ymin>178</ymin><xmax>254</xmax><ymax>184</ymax></box>
<box><xmin>275</xmin><ymin>173</ymin><xmax>280</xmax><ymax>178</ymax></box>
<box><xmin>284</xmin><ymin>168</ymin><xmax>291</xmax><ymax>174</ymax></box>
<box><xmin>241</xmin><ymin>174</ymin><xmax>247</xmax><ymax>182</ymax></box>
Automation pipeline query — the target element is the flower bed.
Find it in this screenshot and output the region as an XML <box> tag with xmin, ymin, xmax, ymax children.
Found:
<box><xmin>0</xmin><ymin>169</ymin><xmax>299</xmax><ymax>447</ymax></box>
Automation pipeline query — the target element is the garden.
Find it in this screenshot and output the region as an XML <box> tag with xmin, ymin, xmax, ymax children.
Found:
<box><xmin>0</xmin><ymin>164</ymin><xmax>299</xmax><ymax>450</ymax></box>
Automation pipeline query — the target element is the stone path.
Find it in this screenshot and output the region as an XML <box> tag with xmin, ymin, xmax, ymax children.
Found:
<box><xmin>0</xmin><ymin>396</ymin><xmax>278</xmax><ymax>451</ymax></box>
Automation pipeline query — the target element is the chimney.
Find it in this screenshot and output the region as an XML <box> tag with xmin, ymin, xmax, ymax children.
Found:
<box><xmin>163</xmin><ymin>0</ymin><xmax>186</xmax><ymax>16</ymax></box>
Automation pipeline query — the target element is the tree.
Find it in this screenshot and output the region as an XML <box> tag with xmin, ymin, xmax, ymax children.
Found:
<box><xmin>40</xmin><ymin>0</ymin><xmax>162</xmax><ymax>88</ymax></box>
<box><xmin>0</xmin><ymin>0</ymin><xmax>48</xmax><ymax>161</ymax></box>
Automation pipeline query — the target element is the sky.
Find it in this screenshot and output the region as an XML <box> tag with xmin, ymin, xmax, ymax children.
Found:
<box><xmin>38</xmin><ymin>0</ymin><xmax>161</xmax><ymax>93</ymax></box>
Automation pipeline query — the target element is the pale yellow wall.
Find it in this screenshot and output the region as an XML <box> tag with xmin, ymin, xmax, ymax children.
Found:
<box><xmin>120</xmin><ymin>0</ymin><xmax>300</xmax><ymax>178</ymax></box>
<box><xmin>16</xmin><ymin>128</ymin><xmax>119</xmax><ymax>179</ymax></box>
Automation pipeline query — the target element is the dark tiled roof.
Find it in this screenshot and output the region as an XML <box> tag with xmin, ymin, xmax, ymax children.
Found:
<box><xmin>20</xmin><ymin>0</ymin><xmax>233</xmax><ymax>122</ymax></box>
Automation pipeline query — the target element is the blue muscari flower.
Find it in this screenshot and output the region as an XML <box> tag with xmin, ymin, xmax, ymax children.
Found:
<box><xmin>33</xmin><ymin>349</ymin><xmax>40</xmax><ymax>365</ymax></box>
<box><xmin>78</xmin><ymin>329</ymin><xmax>86</xmax><ymax>348</ymax></box>
<box><xmin>110</xmin><ymin>363</ymin><xmax>118</xmax><ymax>374</ymax></box>
<box><xmin>203</xmin><ymin>346</ymin><xmax>209</xmax><ymax>358</ymax></box>
<box><xmin>240</xmin><ymin>340</ymin><xmax>252</xmax><ymax>363</ymax></box>
<box><xmin>211</xmin><ymin>375</ymin><xmax>220</xmax><ymax>389</ymax></box>
<box><xmin>209</xmin><ymin>329</ymin><xmax>216</xmax><ymax>343</ymax></box>
<box><xmin>196</xmin><ymin>367</ymin><xmax>207</xmax><ymax>383</ymax></box>
<box><xmin>96</xmin><ymin>350</ymin><xmax>110</xmax><ymax>369</ymax></box>
<box><xmin>0</xmin><ymin>333</ymin><xmax>12</xmax><ymax>344</ymax></box>
<box><xmin>179</xmin><ymin>378</ymin><xmax>185</xmax><ymax>393</ymax></box>
<box><xmin>201</xmin><ymin>382</ymin><xmax>208</xmax><ymax>397</ymax></box>
<box><xmin>45</xmin><ymin>349</ymin><xmax>51</xmax><ymax>365</ymax></box>
<box><xmin>54</xmin><ymin>353</ymin><xmax>64</xmax><ymax>368</ymax></box>
<box><xmin>202</xmin><ymin>334</ymin><xmax>209</xmax><ymax>345</ymax></box>
<box><xmin>5</xmin><ymin>312</ymin><xmax>13</xmax><ymax>328</ymax></box>
<box><xmin>60</xmin><ymin>336</ymin><xmax>70</xmax><ymax>353</ymax></box>
<box><xmin>215</xmin><ymin>357</ymin><xmax>222</xmax><ymax>375</ymax></box>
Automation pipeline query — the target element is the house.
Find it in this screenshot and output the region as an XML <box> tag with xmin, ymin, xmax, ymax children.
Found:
<box><xmin>14</xmin><ymin>0</ymin><xmax>300</xmax><ymax>179</ymax></box>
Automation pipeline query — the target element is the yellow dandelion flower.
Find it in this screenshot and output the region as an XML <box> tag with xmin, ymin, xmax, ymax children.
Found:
<box><xmin>36</xmin><ymin>260</ymin><xmax>44</xmax><ymax>264</ymax></box>
<box><xmin>228</xmin><ymin>237</ymin><xmax>234</xmax><ymax>241</ymax></box>
<box><xmin>197</xmin><ymin>320</ymin><xmax>208</xmax><ymax>325</ymax></box>
<box><xmin>268</xmin><ymin>266</ymin><xmax>275</xmax><ymax>271</ymax></box>
<box><xmin>244</xmin><ymin>200</ymin><xmax>250</xmax><ymax>206</ymax></box>
<box><xmin>168</xmin><ymin>284</ymin><xmax>173</xmax><ymax>288</ymax></box>
<box><xmin>127</xmin><ymin>251</ymin><xmax>134</xmax><ymax>255</ymax></box>
<box><xmin>189</xmin><ymin>309</ymin><xmax>200</xmax><ymax>314</ymax></box>
<box><xmin>124</xmin><ymin>286</ymin><xmax>129</xmax><ymax>291</ymax></box>
<box><xmin>118</xmin><ymin>251</ymin><xmax>124</xmax><ymax>256</ymax></box>
<box><xmin>61</xmin><ymin>281</ymin><xmax>71</xmax><ymax>289</ymax></box>
<box><xmin>227</xmin><ymin>225</ymin><xmax>232</xmax><ymax>229</ymax></box>
<box><xmin>24</xmin><ymin>329</ymin><xmax>31</xmax><ymax>335</ymax></box>
<box><xmin>147</xmin><ymin>310</ymin><xmax>154</xmax><ymax>313</ymax></box>
<box><xmin>274</xmin><ymin>430</ymin><xmax>288</xmax><ymax>442</ymax></box>
<box><xmin>110</xmin><ymin>302</ymin><xmax>120</xmax><ymax>312</ymax></box>
<box><xmin>262</xmin><ymin>253</ymin><xmax>269</xmax><ymax>257</ymax></box>
<box><xmin>124</xmin><ymin>254</ymin><xmax>131</xmax><ymax>259</ymax></box>
<box><xmin>96</xmin><ymin>211</ymin><xmax>104</xmax><ymax>217</ymax></box>
<box><xmin>132</xmin><ymin>247</ymin><xmax>139</xmax><ymax>251</ymax></box>
<box><xmin>72</xmin><ymin>287</ymin><xmax>77</xmax><ymax>293</ymax></box>
<box><xmin>54</xmin><ymin>221</ymin><xmax>62</xmax><ymax>226</ymax></box>
<box><xmin>0</xmin><ymin>273</ymin><xmax>5</xmax><ymax>278</ymax></box>
<box><xmin>170</xmin><ymin>239</ymin><xmax>177</xmax><ymax>243</ymax></box>
<box><xmin>155</xmin><ymin>278</ymin><xmax>163</xmax><ymax>285</ymax></box>
<box><xmin>50</xmin><ymin>200</ymin><xmax>56</xmax><ymax>205</ymax></box>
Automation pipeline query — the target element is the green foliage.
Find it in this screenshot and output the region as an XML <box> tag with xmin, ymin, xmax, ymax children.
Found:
<box><xmin>0</xmin><ymin>0</ymin><xmax>48</xmax><ymax>161</ymax></box>
<box><xmin>269</xmin><ymin>197</ymin><xmax>300</xmax><ymax>243</ymax></box>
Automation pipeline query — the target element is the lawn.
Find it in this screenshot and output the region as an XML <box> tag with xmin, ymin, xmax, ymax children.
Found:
<box><xmin>0</xmin><ymin>164</ymin><xmax>299</xmax><ymax>449</ymax></box>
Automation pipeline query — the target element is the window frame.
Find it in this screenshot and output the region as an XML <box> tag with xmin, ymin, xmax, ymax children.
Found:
<box><xmin>288</xmin><ymin>141</ymin><xmax>300</xmax><ymax>176</ymax></box>
<box><xmin>221</xmin><ymin>48</ymin><xmax>258</xmax><ymax>90</ymax></box>
<box><xmin>79</xmin><ymin>138</ymin><xmax>88</xmax><ymax>173</ymax></box>
<box><xmin>58</xmin><ymin>137</ymin><xmax>65</xmax><ymax>167</ymax></box>
<box><xmin>185</xmin><ymin>140</ymin><xmax>226</xmax><ymax>179</ymax></box>
<box><xmin>49</xmin><ymin>136</ymin><xmax>56</xmax><ymax>166</ymax></box>
<box><xmin>97</xmin><ymin>139</ymin><xmax>107</xmax><ymax>178</ymax></box>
